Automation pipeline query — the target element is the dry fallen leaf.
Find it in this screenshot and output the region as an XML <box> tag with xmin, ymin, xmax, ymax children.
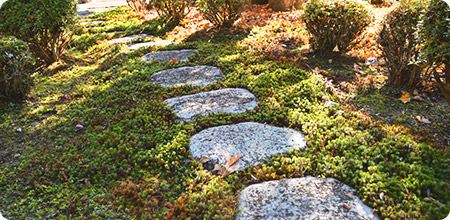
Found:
<box><xmin>328</xmin><ymin>59</ymin><xmax>333</xmax><ymax>64</ymax></box>
<box><xmin>399</xmin><ymin>92</ymin><xmax>411</xmax><ymax>103</ymax></box>
<box><xmin>416</xmin><ymin>116</ymin><xmax>431</xmax><ymax>124</ymax></box>
<box><xmin>412</xmin><ymin>96</ymin><xmax>425</xmax><ymax>101</ymax></box>
<box><xmin>344</xmin><ymin>204</ymin><xmax>352</xmax><ymax>210</ymax></box>
<box><xmin>413</xmin><ymin>89</ymin><xmax>419</xmax><ymax>96</ymax></box>
<box><xmin>169</xmin><ymin>59</ymin><xmax>179</xmax><ymax>64</ymax></box>
<box><xmin>199</xmin><ymin>156</ymin><xmax>209</xmax><ymax>163</ymax></box>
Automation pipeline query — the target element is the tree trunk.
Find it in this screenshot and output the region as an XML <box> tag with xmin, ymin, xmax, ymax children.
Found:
<box><xmin>269</xmin><ymin>0</ymin><xmax>294</xmax><ymax>11</ymax></box>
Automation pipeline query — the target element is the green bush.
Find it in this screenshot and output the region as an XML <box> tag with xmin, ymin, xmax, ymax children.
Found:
<box><xmin>302</xmin><ymin>0</ymin><xmax>372</xmax><ymax>53</ymax></box>
<box><xmin>420</xmin><ymin>0</ymin><xmax>450</xmax><ymax>104</ymax></box>
<box><xmin>196</xmin><ymin>0</ymin><xmax>245</xmax><ymax>27</ymax></box>
<box><xmin>379</xmin><ymin>0</ymin><xmax>425</xmax><ymax>87</ymax></box>
<box><xmin>0</xmin><ymin>0</ymin><xmax>77</xmax><ymax>63</ymax></box>
<box><xmin>148</xmin><ymin>0</ymin><xmax>191</xmax><ymax>24</ymax></box>
<box><xmin>0</xmin><ymin>36</ymin><xmax>35</xmax><ymax>102</ymax></box>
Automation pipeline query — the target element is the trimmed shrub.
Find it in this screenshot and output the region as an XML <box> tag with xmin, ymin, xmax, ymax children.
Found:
<box><xmin>0</xmin><ymin>36</ymin><xmax>35</xmax><ymax>102</ymax></box>
<box><xmin>302</xmin><ymin>0</ymin><xmax>372</xmax><ymax>53</ymax></box>
<box><xmin>379</xmin><ymin>0</ymin><xmax>425</xmax><ymax>87</ymax></box>
<box><xmin>0</xmin><ymin>0</ymin><xmax>77</xmax><ymax>63</ymax></box>
<box><xmin>196</xmin><ymin>0</ymin><xmax>245</xmax><ymax>27</ymax></box>
<box><xmin>148</xmin><ymin>0</ymin><xmax>191</xmax><ymax>24</ymax></box>
<box><xmin>420</xmin><ymin>0</ymin><xmax>450</xmax><ymax>104</ymax></box>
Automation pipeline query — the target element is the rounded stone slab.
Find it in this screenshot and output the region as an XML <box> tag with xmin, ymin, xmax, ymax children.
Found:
<box><xmin>107</xmin><ymin>34</ymin><xmax>153</xmax><ymax>45</ymax></box>
<box><xmin>165</xmin><ymin>88</ymin><xmax>257</xmax><ymax>122</ymax></box>
<box><xmin>190</xmin><ymin>122</ymin><xmax>306</xmax><ymax>169</ymax></box>
<box><xmin>149</xmin><ymin>66</ymin><xmax>224</xmax><ymax>87</ymax></box>
<box><xmin>128</xmin><ymin>40</ymin><xmax>174</xmax><ymax>51</ymax></box>
<box><xmin>141</xmin><ymin>49</ymin><xmax>198</xmax><ymax>63</ymax></box>
<box><xmin>237</xmin><ymin>177</ymin><xmax>379</xmax><ymax>220</ymax></box>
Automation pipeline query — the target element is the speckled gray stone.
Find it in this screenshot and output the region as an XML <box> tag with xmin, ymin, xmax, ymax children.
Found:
<box><xmin>190</xmin><ymin>122</ymin><xmax>306</xmax><ymax>169</ymax></box>
<box><xmin>141</xmin><ymin>49</ymin><xmax>198</xmax><ymax>63</ymax></box>
<box><xmin>237</xmin><ymin>177</ymin><xmax>379</xmax><ymax>220</ymax></box>
<box><xmin>165</xmin><ymin>88</ymin><xmax>257</xmax><ymax>122</ymax></box>
<box><xmin>107</xmin><ymin>34</ymin><xmax>153</xmax><ymax>45</ymax></box>
<box><xmin>79</xmin><ymin>20</ymin><xmax>104</xmax><ymax>25</ymax></box>
<box><xmin>150</xmin><ymin>66</ymin><xmax>224</xmax><ymax>87</ymax></box>
<box><xmin>128</xmin><ymin>40</ymin><xmax>174</xmax><ymax>51</ymax></box>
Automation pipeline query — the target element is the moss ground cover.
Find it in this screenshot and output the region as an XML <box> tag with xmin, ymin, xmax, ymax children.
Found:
<box><xmin>1</xmin><ymin>6</ymin><xmax>449</xmax><ymax>219</ymax></box>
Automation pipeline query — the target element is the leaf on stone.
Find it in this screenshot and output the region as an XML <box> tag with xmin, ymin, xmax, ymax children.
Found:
<box><xmin>344</xmin><ymin>204</ymin><xmax>352</xmax><ymax>210</ymax></box>
<box><xmin>226</xmin><ymin>155</ymin><xmax>241</xmax><ymax>167</ymax></box>
<box><xmin>199</xmin><ymin>156</ymin><xmax>209</xmax><ymax>163</ymax></box>
<box><xmin>399</xmin><ymin>92</ymin><xmax>411</xmax><ymax>103</ymax></box>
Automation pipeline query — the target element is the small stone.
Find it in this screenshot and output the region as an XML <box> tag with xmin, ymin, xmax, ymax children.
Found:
<box><xmin>75</xmin><ymin>124</ymin><xmax>84</xmax><ymax>130</ymax></box>
<box><xmin>79</xmin><ymin>20</ymin><xmax>104</xmax><ymax>26</ymax></box>
<box><xmin>165</xmin><ymin>88</ymin><xmax>257</xmax><ymax>122</ymax></box>
<box><xmin>16</xmin><ymin>128</ymin><xmax>22</xmax><ymax>132</ymax></box>
<box><xmin>107</xmin><ymin>34</ymin><xmax>153</xmax><ymax>45</ymax></box>
<box><xmin>141</xmin><ymin>49</ymin><xmax>198</xmax><ymax>63</ymax></box>
<box><xmin>149</xmin><ymin>66</ymin><xmax>224</xmax><ymax>87</ymax></box>
<box><xmin>128</xmin><ymin>40</ymin><xmax>174</xmax><ymax>51</ymax></box>
<box><xmin>190</xmin><ymin>122</ymin><xmax>306</xmax><ymax>170</ymax></box>
<box><xmin>14</xmin><ymin>153</ymin><xmax>21</xmax><ymax>158</ymax></box>
<box><xmin>237</xmin><ymin>177</ymin><xmax>380</xmax><ymax>220</ymax></box>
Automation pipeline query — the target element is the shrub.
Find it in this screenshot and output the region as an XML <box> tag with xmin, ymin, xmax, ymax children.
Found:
<box><xmin>126</xmin><ymin>0</ymin><xmax>147</xmax><ymax>12</ymax></box>
<box><xmin>148</xmin><ymin>0</ymin><xmax>191</xmax><ymax>24</ymax></box>
<box><xmin>0</xmin><ymin>0</ymin><xmax>77</xmax><ymax>63</ymax></box>
<box><xmin>196</xmin><ymin>0</ymin><xmax>245</xmax><ymax>27</ymax></box>
<box><xmin>302</xmin><ymin>0</ymin><xmax>372</xmax><ymax>53</ymax></box>
<box><xmin>420</xmin><ymin>0</ymin><xmax>450</xmax><ymax>104</ymax></box>
<box><xmin>379</xmin><ymin>0</ymin><xmax>425</xmax><ymax>87</ymax></box>
<box><xmin>0</xmin><ymin>36</ymin><xmax>35</xmax><ymax>102</ymax></box>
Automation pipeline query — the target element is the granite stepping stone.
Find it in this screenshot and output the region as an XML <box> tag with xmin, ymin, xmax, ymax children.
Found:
<box><xmin>79</xmin><ymin>20</ymin><xmax>104</xmax><ymax>25</ymax></box>
<box><xmin>190</xmin><ymin>122</ymin><xmax>306</xmax><ymax>170</ymax></box>
<box><xmin>149</xmin><ymin>66</ymin><xmax>224</xmax><ymax>87</ymax></box>
<box><xmin>128</xmin><ymin>40</ymin><xmax>174</xmax><ymax>51</ymax></box>
<box><xmin>107</xmin><ymin>34</ymin><xmax>153</xmax><ymax>45</ymax></box>
<box><xmin>165</xmin><ymin>88</ymin><xmax>257</xmax><ymax>122</ymax></box>
<box><xmin>237</xmin><ymin>177</ymin><xmax>380</xmax><ymax>220</ymax></box>
<box><xmin>141</xmin><ymin>49</ymin><xmax>198</xmax><ymax>63</ymax></box>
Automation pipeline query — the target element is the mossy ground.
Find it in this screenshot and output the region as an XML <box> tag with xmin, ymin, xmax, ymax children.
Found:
<box><xmin>0</xmin><ymin>7</ymin><xmax>449</xmax><ymax>220</ymax></box>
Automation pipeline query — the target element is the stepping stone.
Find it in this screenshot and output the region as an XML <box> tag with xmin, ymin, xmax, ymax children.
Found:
<box><xmin>141</xmin><ymin>49</ymin><xmax>198</xmax><ymax>63</ymax></box>
<box><xmin>237</xmin><ymin>177</ymin><xmax>380</xmax><ymax>220</ymax></box>
<box><xmin>128</xmin><ymin>40</ymin><xmax>174</xmax><ymax>51</ymax></box>
<box><xmin>107</xmin><ymin>34</ymin><xmax>153</xmax><ymax>45</ymax></box>
<box><xmin>77</xmin><ymin>10</ymin><xmax>95</xmax><ymax>17</ymax></box>
<box><xmin>190</xmin><ymin>122</ymin><xmax>306</xmax><ymax>170</ymax></box>
<box><xmin>149</xmin><ymin>66</ymin><xmax>224</xmax><ymax>87</ymax></box>
<box><xmin>165</xmin><ymin>88</ymin><xmax>257</xmax><ymax>122</ymax></box>
<box><xmin>79</xmin><ymin>20</ymin><xmax>104</xmax><ymax>25</ymax></box>
<box><xmin>101</xmin><ymin>31</ymin><xmax>125</xmax><ymax>35</ymax></box>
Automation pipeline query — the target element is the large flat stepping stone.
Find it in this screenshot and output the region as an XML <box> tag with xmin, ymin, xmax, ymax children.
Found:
<box><xmin>190</xmin><ymin>122</ymin><xmax>306</xmax><ymax>170</ymax></box>
<box><xmin>150</xmin><ymin>66</ymin><xmax>224</xmax><ymax>87</ymax></box>
<box><xmin>237</xmin><ymin>177</ymin><xmax>379</xmax><ymax>220</ymax></box>
<box><xmin>165</xmin><ymin>88</ymin><xmax>257</xmax><ymax>122</ymax></box>
<box><xmin>107</xmin><ymin>34</ymin><xmax>153</xmax><ymax>45</ymax></box>
<box><xmin>141</xmin><ymin>49</ymin><xmax>198</xmax><ymax>63</ymax></box>
<box><xmin>128</xmin><ymin>40</ymin><xmax>174</xmax><ymax>51</ymax></box>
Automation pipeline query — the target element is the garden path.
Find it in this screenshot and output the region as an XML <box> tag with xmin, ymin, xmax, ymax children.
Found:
<box><xmin>98</xmin><ymin>24</ymin><xmax>379</xmax><ymax>219</ymax></box>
